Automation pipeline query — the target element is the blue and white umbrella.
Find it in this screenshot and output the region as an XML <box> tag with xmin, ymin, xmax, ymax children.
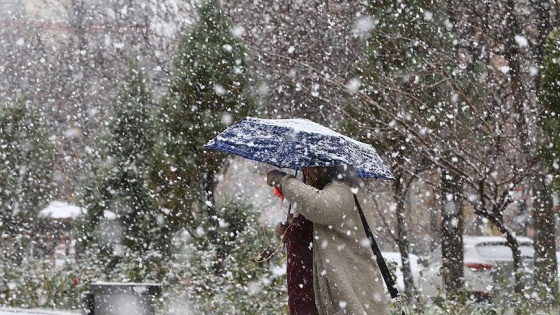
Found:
<box><xmin>204</xmin><ymin>117</ymin><xmax>393</xmax><ymax>179</ymax></box>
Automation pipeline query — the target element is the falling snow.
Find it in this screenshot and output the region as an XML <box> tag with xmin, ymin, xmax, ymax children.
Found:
<box><xmin>0</xmin><ymin>0</ymin><xmax>559</xmax><ymax>314</ymax></box>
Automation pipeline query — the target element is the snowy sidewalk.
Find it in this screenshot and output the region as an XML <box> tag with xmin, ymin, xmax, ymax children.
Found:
<box><xmin>0</xmin><ymin>308</ymin><xmax>78</xmax><ymax>315</ymax></box>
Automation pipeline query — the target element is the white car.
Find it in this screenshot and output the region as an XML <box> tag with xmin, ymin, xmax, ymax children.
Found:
<box><xmin>416</xmin><ymin>235</ymin><xmax>534</xmax><ymax>302</ymax></box>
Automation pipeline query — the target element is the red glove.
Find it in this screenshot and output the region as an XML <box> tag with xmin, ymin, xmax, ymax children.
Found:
<box><xmin>273</xmin><ymin>186</ymin><xmax>284</xmax><ymax>201</ymax></box>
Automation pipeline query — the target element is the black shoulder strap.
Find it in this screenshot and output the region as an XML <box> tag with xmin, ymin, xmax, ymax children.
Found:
<box><xmin>353</xmin><ymin>194</ymin><xmax>405</xmax><ymax>315</ymax></box>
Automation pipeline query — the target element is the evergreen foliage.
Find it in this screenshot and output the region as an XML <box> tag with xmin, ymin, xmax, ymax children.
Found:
<box><xmin>0</xmin><ymin>97</ymin><xmax>57</xmax><ymax>262</ymax></box>
<box><xmin>76</xmin><ymin>60</ymin><xmax>166</xmax><ymax>276</ymax></box>
<box><xmin>0</xmin><ymin>97</ymin><xmax>57</xmax><ymax>221</ymax></box>
<box><xmin>148</xmin><ymin>0</ymin><xmax>256</xmax><ymax>251</ymax></box>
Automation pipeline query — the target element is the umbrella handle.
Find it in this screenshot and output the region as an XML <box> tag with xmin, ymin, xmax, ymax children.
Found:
<box><xmin>285</xmin><ymin>170</ymin><xmax>299</xmax><ymax>219</ymax></box>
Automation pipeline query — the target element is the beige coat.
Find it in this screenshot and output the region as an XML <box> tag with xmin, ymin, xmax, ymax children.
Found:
<box><xmin>281</xmin><ymin>175</ymin><xmax>388</xmax><ymax>315</ymax></box>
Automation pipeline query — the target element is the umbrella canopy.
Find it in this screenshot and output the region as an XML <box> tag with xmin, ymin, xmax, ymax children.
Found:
<box><xmin>204</xmin><ymin>117</ymin><xmax>393</xmax><ymax>179</ymax></box>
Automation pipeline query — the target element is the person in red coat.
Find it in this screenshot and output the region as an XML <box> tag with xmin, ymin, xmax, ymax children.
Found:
<box><xmin>274</xmin><ymin>174</ymin><xmax>319</xmax><ymax>315</ymax></box>
<box><xmin>278</xmin><ymin>213</ymin><xmax>317</xmax><ymax>315</ymax></box>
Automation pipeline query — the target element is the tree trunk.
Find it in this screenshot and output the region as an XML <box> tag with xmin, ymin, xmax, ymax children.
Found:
<box><xmin>429</xmin><ymin>187</ymin><xmax>440</xmax><ymax>252</ymax></box>
<box><xmin>440</xmin><ymin>169</ymin><xmax>464</xmax><ymax>301</ymax></box>
<box><xmin>503</xmin><ymin>230</ymin><xmax>523</xmax><ymax>295</ymax></box>
<box><xmin>394</xmin><ymin>175</ymin><xmax>418</xmax><ymax>303</ymax></box>
<box><xmin>532</xmin><ymin>174</ymin><xmax>558</xmax><ymax>302</ymax></box>
<box><xmin>482</xmin><ymin>211</ymin><xmax>524</xmax><ymax>294</ymax></box>
<box><xmin>532</xmin><ymin>0</ymin><xmax>558</xmax><ymax>305</ymax></box>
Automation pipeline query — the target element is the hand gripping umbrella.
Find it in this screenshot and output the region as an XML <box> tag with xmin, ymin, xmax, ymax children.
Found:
<box><xmin>204</xmin><ymin>117</ymin><xmax>405</xmax><ymax>314</ymax></box>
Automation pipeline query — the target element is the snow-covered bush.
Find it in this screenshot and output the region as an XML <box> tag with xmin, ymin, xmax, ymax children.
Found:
<box><xmin>0</xmin><ymin>195</ymin><xmax>290</xmax><ymax>313</ymax></box>
<box><xmin>0</xmin><ymin>257</ymin><xmax>90</xmax><ymax>310</ymax></box>
<box><xmin>159</xmin><ymin>197</ymin><xmax>288</xmax><ymax>314</ymax></box>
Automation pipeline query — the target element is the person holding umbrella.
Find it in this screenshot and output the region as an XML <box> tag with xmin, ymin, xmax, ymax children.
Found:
<box><xmin>268</xmin><ymin>165</ymin><xmax>388</xmax><ymax>315</ymax></box>
<box><xmin>205</xmin><ymin>117</ymin><xmax>403</xmax><ymax>314</ymax></box>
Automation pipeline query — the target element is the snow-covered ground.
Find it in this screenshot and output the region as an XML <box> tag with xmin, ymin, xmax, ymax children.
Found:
<box><xmin>0</xmin><ymin>308</ymin><xmax>77</xmax><ymax>315</ymax></box>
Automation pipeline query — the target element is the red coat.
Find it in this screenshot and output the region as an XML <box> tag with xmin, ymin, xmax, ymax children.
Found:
<box><xmin>285</xmin><ymin>215</ymin><xmax>318</xmax><ymax>315</ymax></box>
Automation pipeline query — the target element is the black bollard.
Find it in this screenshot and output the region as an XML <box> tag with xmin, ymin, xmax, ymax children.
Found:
<box><xmin>81</xmin><ymin>291</ymin><xmax>95</xmax><ymax>315</ymax></box>
<box><xmin>90</xmin><ymin>282</ymin><xmax>162</xmax><ymax>315</ymax></box>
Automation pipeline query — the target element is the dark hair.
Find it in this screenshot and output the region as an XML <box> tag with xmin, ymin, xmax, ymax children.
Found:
<box><xmin>309</xmin><ymin>165</ymin><xmax>357</xmax><ymax>189</ymax></box>
<box><xmin>325</xmin><ymin>165</ymin><xmax>356</xmax><ymax>182</ymax></box>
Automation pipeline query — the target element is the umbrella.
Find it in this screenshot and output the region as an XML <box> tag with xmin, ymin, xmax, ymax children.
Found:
<box><xmin>203</xmin><ymin>116</ymin><xmax>393</xmax><ymax>179</ymax></box>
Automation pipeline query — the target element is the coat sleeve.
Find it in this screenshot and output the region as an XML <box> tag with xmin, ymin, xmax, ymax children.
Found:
<box><xmin>280</xmin><ymin>176</ymin><xmax>355</xmax><ymax>226</ymax></box>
